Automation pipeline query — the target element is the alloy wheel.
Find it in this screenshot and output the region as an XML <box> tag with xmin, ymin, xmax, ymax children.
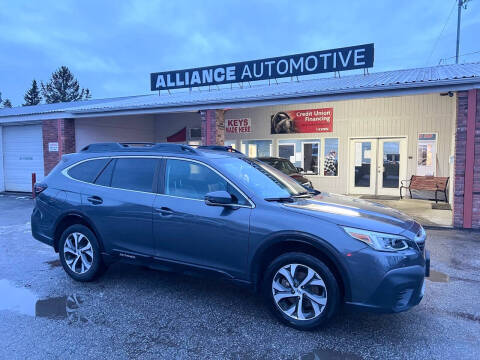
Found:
<box><xmin>63</xmin><ymin>232</ymin><xmax>94</xmax><ymax>274</ymax></box>
<box><xmin>271</xmin><ymin>263</ymin><xmax>328</xmax><ymax>320</ymax></box>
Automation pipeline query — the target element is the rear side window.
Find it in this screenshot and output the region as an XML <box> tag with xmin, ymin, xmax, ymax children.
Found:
<box><xmin>110</xmin><ymin>158</ymin><xmax>157</xmax><ymax>192</ymax></box>
<box><xmin>95</xmin><ymin>159</ymin><xmax>115</xmax><ymax>186</ymax></box>
<box><xmin>68</xmin><ymin>159</ymin><xmax>109</xmax><ymax>183</ymax></box>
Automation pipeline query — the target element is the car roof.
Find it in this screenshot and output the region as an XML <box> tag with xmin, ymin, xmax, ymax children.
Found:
<box><xmin>75</xmin><ymin>143</ymin><xmax>245</xmax><ymax>160</ymax></box>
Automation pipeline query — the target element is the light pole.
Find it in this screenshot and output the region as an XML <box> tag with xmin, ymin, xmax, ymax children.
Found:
<box><xmin>456</xmin><ymin>0</ymin><xmax>470</xmax><ymax>64</ymax></box>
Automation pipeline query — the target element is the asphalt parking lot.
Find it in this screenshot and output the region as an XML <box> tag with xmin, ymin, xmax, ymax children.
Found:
<box><xmin>1</xmin><ymin>194</ymin><xmax>479</xmax><ymax>360</ymax></box>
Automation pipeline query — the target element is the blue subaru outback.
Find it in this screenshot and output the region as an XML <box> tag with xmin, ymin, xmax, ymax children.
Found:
<box><xmin>31</xmin><ymin>143</ymin><xmax>430</xmax><ymax>330</ymax></box>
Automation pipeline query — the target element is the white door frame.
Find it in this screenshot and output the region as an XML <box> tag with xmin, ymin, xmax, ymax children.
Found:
<box><xmin>348</xmin><ymin>136</ymin><xmax>407</xmax><ymax>196</ymax></box>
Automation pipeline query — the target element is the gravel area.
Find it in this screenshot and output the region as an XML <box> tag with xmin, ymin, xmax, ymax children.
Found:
<box><xmin>0</xmin><ymin>193</ymin><xmax>479</xmax><ymax>359</ymax></box>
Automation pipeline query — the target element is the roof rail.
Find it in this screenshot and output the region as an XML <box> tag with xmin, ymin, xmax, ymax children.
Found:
<box><xmin>196</xmin><ymin>145</ymin><xmax>244</xmax><ymax>154</ymax></box>
<box><xmin>80</xmin><ymin>142</ymin><xmax>199</xmax><ymax>154</ymax></box>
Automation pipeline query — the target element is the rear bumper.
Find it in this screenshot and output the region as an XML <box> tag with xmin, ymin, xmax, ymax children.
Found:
<box><xmin>345</xmin><ymin>262</ymin><xmax>427</xmax><ymax>313</ymax></box>
<box><xmin>31</xmin><ymin>209</ymin><xmax>55</xmax><ymax>248</ymax></box>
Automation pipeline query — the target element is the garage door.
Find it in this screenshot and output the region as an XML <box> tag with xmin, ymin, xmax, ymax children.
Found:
<box><xmin>3</xmin><ymin>125</ymin><xmax>44</xmax><ymax>192</ymax></box>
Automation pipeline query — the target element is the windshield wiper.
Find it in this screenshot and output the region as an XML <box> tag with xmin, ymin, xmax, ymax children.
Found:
<box><xmin>264</xmin><ymin>197</ymin><xmax>295</xmax><ymax>203</ymax></box>
<box><xmin>291</xmin><ymin>192</ymin><xmax>312</xmax><ymax>198</ymax></box>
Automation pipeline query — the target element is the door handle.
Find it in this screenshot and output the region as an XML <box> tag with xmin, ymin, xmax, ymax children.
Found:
<box><xmin>155</xmin><ymin>207</ymin><xmax>174</xmax><ymax>216</ymax></box>
<box><xmin>87</xmin><ymin>196</ymin><xmax>103</xmax><ymax>205</ymax></box>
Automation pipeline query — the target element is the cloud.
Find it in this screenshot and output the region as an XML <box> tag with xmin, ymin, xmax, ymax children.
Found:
<box><xmin>0</xmin><ymin>0</ymin><xmax>479</xmax><ymax>106</ymax></box>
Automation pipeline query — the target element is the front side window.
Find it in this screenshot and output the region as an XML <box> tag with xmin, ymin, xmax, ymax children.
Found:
<box><xmin>110</xmin><ymin>158</ymin><xmax>157</xmax><ymax>192</ymax></box>
<box><xmin>217</xmin><ymin>157</ymin><xmax>308</xmax><ymax>199</ymax></box>
<box><xmin>165</xmin><ymin>159</ymin><xmax>248</xmax><ymax>205</ymax></box>
<box><xmin>68</xmin><ymin>159</ymin><xmax>109</xmax><ymax>183</ymax></box>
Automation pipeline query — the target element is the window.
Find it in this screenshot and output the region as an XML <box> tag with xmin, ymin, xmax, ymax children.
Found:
<box><xmin>110</xmin><ymin>158</ymin><xmax>157</xmax><ymax>192</ymax></box>
<box><xmin>241</xmin><ymin>140</ymin><xmax>272</xmax><ymax>158</ymax></box>
<box><xmin>165</xmin><ymin>159</ymin><xmax>248</xmax><ymax>205</ymax></box>
<box><xmin>95</xmin><ymin>159</ymin><xmax>115</xmax><ymax>186</ymax></box>
<box><xmin>278</xmin><ymin>144</ymin><xmax>295</xmax><ymax>163</ymax></box>
<box><xmin>278</xmin><ymin>138</ymin><xmax>339</xmax><ymax>176</ymax></box>
<box><xmin>324</xmin><ymin>138</ymin><xmax>338</xmax><ymax>176</ymax></box>
<box><xmin>68</xmin><ymin>159</ymin><xmax>109</xmax><ymax>183</ymax></box>
<box><xmin>303</xmin><ymin>142</ymin><xmax>319</xmax><ymax>175</ymax></box>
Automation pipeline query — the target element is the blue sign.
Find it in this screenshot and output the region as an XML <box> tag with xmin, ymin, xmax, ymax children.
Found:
<box><xmin>150</xmin><ymin>43</ymin><xmax>374</xmax><ymax>91</ymax></box>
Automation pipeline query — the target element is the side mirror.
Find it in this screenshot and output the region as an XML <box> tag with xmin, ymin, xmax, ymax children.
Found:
<box><xmin>205</xmin><ymin>191</ymin><xmax>234</xmax><ymax>206</ymax></box>
<box><xmin>296</xmin><ymin>167</ymin><xmax>304</xmax><ymax>173</ymax></box>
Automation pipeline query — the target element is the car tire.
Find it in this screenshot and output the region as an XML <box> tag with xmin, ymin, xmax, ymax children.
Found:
<box><xmin>59</xmin><ymin>224</ymin><xmax>106</xmax><ymax>282</ymax></box>
<box><xmin>262</xmin><ymin>252</ymin><xmax>340</xmax><ymax>330</ymax></box>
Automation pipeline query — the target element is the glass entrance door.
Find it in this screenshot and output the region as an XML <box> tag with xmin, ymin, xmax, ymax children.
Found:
<box><xmin>349</xmin><ymin>139</ymin><xmax>377</xmax><ymax>195</ymax></box>
<box><xmin>349</xmin><ymin>138</ymin><xmax>406</xmax><ymax>196</ymax></box>
<box><xmin>377</xmin><ymin>138</ymin><xmax>407</xmax><ymax>196</ymax></box>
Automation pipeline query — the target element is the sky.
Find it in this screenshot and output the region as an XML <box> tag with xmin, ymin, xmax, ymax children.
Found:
<box><xmin>0</xmin><ymin>0</ymin><xmax>479</xmax><ymax>106</ymax></box>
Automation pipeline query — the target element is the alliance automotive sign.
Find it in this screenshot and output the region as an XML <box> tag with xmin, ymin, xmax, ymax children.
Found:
<box><xmin>150</xmin><ymin>43</ymin><xmax>374</xmax><ymax>91</ymax></box>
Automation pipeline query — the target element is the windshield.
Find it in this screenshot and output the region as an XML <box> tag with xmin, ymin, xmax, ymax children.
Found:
<box><xmin>261</xmin><ymin>158</ymin><xmax>298</xmax><ymax>175</ymax></box>
<box><xmin>216</xmin><ymin>157</ymin><xmax>308</xmax><ymax>199</ymax></box>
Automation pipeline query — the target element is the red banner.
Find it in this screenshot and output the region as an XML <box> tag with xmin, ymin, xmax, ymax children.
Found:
<box><xmin>271</xmin><ymin>108</ymin><xmax>333</xmax><ymax>134</ymax></box>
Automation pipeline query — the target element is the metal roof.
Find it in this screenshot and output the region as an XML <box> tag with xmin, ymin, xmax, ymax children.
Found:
<box><xmin>1</xmin><ymin>62</ymin><xmax>480</xmax><ymax>121</ymax></box>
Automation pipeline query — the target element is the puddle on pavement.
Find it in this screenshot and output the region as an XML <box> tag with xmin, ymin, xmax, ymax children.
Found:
<box><xmin>300</xmin><ymin>348</ymin><xmax>363</xmax><ymax>360</ymax></box>
<box><xmin>0</xmin><ymin>279</ymin><xmax>87</xmax><ymax>322</ymax></box>
<box><xmin>427</xmin><ymin>270</ymin><xmax>449</xmax><ymax>283</ymax></box>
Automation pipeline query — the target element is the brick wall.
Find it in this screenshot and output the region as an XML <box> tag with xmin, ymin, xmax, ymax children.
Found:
<box><xmin>454</xmin><ymin>90</ymin><xmax>480</xmax><ymax>228</ymax></box>
<box><xmin>473</xmin><ymin>89</ymin><xmax>480</xmax><ymax>228</ymax></box>
<box><xmin>42</xmin><ymin>119</ymin><xmax>76</xmax><ymax>175</ymax></box>
<box><xmin>200</xmin><ymin>110</ymin><xmax>225</xmax><ymax>145</ymax></box>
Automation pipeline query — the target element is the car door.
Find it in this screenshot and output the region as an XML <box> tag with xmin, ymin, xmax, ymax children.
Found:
<box><xmin>80</xmin><ymin>156</ymin><xmax>160</xmax><ymax>257</ymax></box>
<box><xmin>153</xmin><ymin>158</ymin><xmax>252</xmax><ymax>279</ymax></box>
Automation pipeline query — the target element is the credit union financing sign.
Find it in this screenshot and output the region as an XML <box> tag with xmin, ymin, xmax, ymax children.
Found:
<box><xmin>150</xmin><ymin>43</ymin><xmax>374</xmax><ymax>91</ymax></box>
<box><xmin>271</xmin><ymin>108</ymin><xmax>333</xmax><ymax>134</ymax></box>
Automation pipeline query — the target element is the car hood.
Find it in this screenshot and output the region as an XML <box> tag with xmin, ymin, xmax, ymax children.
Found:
<box><xmin>282</xmin><ymin>192</ymin><xmax>415</xmax><ymax>235</ymax></box>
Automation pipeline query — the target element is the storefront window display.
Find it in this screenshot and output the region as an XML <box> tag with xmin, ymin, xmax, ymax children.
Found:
<box><xmin>278</xmin><ymin>138</ymin><xmax>338</xmax><ymax>176</ymax></box>
<box><xmin>324</xmin><ymin>138</ymin><xmax>339</xmax><ymax>176</ymax></box>
<box><xmin>241</xmin><ymin>140</ymin><xmax>272</xmax><ymax>158</ymax></box>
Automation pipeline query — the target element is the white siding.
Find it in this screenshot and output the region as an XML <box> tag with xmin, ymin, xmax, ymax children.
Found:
<box><xmin>75</xmin><ymin>115</ymin><xmax>156</xmax><ymax>151</ymax></box>
<box><xmin>225</xmin><ymin>93</ymin><xmax>456</xmax><ymax>196</ymax></box>
<box><xmin>3</xmin><ymin>125</ymin><xmax>44</xmax><ymax>192</ymax></box>
<box><xmin>0</xmin><ymin>126</ymin><xmax>4</xmax><ymax>192</ymax></box>
<box><xmin>154</xmin><ymin>112</ymin><xmax>201</xmax><ymax>142</ymax></box>
<box><xmin>75</xmin><ymin>113</ymin><xmax>202</xmax><ymax>151</ymax></box>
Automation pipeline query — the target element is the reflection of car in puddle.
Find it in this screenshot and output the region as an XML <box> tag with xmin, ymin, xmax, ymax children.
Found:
<box><xmin>0</xmin><ymin>280</ymin><xmax>87</xmax><ymax>322</ymax></box>
<box><xmin>35</xmin><ymin>294</ymin><xmax>87</xmax><ymax>322</ymax></box>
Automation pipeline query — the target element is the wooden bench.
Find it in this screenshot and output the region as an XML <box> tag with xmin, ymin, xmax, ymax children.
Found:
<box><xmin>400</xmin><ymin>175</ymin><xmax>449</xmax><ymax>203</ymax></box>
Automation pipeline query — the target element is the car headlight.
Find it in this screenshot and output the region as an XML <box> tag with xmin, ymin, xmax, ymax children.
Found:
<box><xmin>342</xmin><ymin>226</ymin><xmax>409</xmax><ymax>252</ymax></box>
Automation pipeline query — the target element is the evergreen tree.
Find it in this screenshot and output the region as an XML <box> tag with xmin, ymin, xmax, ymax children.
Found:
<box><xmin>84</xmin><ymin>88</ymin><xmax>92</xmax><ymax>99</ymax></box>
<box><xmin>41</xmin><ymin>66</ymin><xmax>91</xmax><ymax>103</ymax></box>
<box><xmin>2</xmin><ymin>99</ymin><xmax>12</xmax><ymax>108</ymax></box>
<box><xmin>23</xmin><ymin>79</ymin><xmax>42</xmax><ymax>106</ymax></box>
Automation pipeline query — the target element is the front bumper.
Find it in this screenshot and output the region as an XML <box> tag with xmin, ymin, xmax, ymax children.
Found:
<box><xmin>344</xmin><ymin>247</ymin><xmax>429</xmax><ymax>313</ymax></box>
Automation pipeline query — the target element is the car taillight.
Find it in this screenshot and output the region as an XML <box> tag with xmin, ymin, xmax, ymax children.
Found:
<box><xmin>34</xmin><ymin>182</ymin><xmax>48</xmax><ymax>196</ymax></box>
